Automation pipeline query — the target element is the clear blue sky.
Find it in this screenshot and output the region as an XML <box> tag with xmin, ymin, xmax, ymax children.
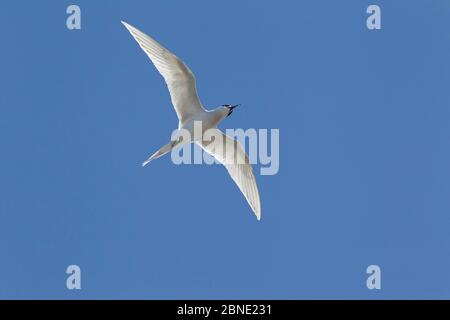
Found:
<box><xmin>1</xmin><ymin>0</ymin><xmax>450</xmax><ymax>299</ymax></box>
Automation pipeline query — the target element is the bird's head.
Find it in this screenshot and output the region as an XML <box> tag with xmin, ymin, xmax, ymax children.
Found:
<box><xmin>222</xmin><ymin>104</ymin><xmax>240</xmax><ymax>117</ymax></box>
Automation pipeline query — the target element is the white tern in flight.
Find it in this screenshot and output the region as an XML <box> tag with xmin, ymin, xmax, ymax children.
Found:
<box><xmin>122</xmin><ymin>21</ymin><xmax>261</xmax><ymax>220</ymax></box>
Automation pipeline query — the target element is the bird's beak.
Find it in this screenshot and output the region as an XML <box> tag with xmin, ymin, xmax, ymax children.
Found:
<box><xmin>226</xmin><ymin>104</ymin><xmax>240</xmax><ymax>117</ymax></box>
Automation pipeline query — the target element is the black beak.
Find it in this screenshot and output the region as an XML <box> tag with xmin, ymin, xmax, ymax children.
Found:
<box><xmin>226</xmin><ymin>104</ymin><xmax>240</xmax><ymax>117</ymax></box>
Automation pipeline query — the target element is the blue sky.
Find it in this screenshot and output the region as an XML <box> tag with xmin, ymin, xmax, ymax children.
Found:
<box><xmin>1</xmin><ymin>0</ymin><xmax>450</xmax><ymax>299</ymax></box>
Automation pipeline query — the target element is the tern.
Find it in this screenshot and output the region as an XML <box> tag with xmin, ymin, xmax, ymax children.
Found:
<box><xmin>122</xmin><ymin>21</ymin><xmax>261</xmax><ymax>220</ymax></box>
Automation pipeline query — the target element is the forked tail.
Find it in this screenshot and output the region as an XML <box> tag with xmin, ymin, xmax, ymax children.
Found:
<box><xmin>142</xmin><ymin>140</ymin><xmax>180</xmax><ymax>167</ymax></box>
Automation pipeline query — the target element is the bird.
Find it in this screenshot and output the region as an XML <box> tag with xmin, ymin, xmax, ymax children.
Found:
<box><xmin>121</xmin><ymin>21</ymin><xmax>261</xmax><ymax>220</ymax></box>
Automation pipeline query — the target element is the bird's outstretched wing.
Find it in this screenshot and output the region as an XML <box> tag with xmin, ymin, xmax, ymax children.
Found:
<box><xmin>122</xmin><ymin>21</ymin><xmax>204</xmax><ymax>124</ymax></box>
<box><xmin>198</xmin><ymin>129</ymin><xmax>262</xmax><ymax>220</ymax></box>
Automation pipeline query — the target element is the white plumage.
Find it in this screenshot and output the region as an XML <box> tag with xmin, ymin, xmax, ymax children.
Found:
<box><xmin>122</xmin><ymin>21</ymin><xmax>261</xmax><ymax>220</ymax></box>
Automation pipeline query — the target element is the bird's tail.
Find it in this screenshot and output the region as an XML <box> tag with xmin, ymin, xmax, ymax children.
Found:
<box><xmin>142</xmin><ymin>140</ymin><xmax>179</xmax><ymax>167</ymax></box>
